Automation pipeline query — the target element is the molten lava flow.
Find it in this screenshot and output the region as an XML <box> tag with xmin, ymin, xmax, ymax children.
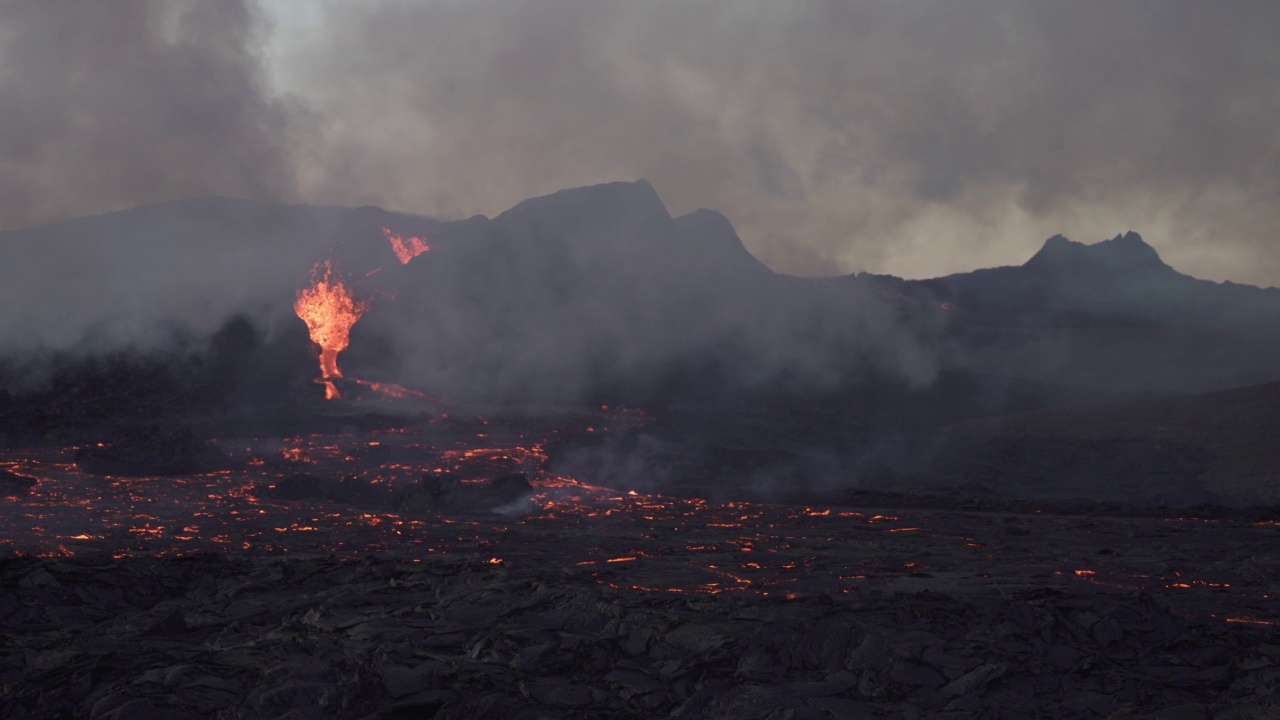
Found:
<box><xmin>352</xmin><ymin>379</ymin><xmax>438</xmax><ymax>402</ymax></box>
<box><xmin>383</xmin><ymin>227</ymin><xmax>431</xmax><ymax>264</ymax></box>
<box><xmin>294</xmin><ymin>261</ymin><xmax>369</xmax><ymax>399</ymax></box>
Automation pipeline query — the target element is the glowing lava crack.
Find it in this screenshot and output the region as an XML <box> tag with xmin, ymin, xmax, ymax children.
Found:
<box><xmin>294</xmin><ymin>260</ymin><xmax>369</xmax><ymax>399</ymax></box>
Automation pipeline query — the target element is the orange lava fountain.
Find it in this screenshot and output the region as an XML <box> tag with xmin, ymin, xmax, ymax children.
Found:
<box><xmin>294</xmin><ymin>261</ymin><xmax>369</xmax><ymax>399</ymax></box>
<box><xmin>383</xmin><ymin>227</ymin><xmax>431</xmax><ymax>264</ymax></box>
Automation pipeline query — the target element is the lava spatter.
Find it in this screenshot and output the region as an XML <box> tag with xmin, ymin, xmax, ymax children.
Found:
<box><xmin>383</xmin><ymin>227</ymin><xmax>431</xmax><ymax>265</ymax></box>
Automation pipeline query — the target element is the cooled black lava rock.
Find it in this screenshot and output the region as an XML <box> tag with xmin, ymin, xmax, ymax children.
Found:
<box><xmin>488</xmin><ymin>472</ymin><xmax>535</xmax><ymax>500</ymax></box>
<box><xmin>397</xmin><ymin>471</ymin><xmax>534</xmax><ymax>514</ymax></box>
<box><xmin>0</xmin><ymin>469</ymin><xmax>36</xmax><ymax>495</ymax></box>
<box><xmin>330</xmin><ymin>475</ymin><xmax>384</xmax><ymax>505</ymax></box>
<box><xmin>263</xmin><ymin>473</ymin><xmax>330</xmax><ymax>501</ymax></box>
<box><xmin>262</xmin><ymin>473</ymin><xmax>386</xmax><ymax>505</ymax></box>
<box><xmin>74</xmin><ymin>424</ymin><xmax>232</xmax><ymax>476</ymax></box>
<box><xmin>5</xmin><ymin>555</ymin><xmax>1279</xmax><ymax>719</ymax></box>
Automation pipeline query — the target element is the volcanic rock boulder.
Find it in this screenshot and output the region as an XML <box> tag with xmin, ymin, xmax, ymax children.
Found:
<box><xmin>397</xmin><ymin>471</ymin><xmax>534</xmax><ymax>514</ymax></box>
<box><xmin>266</xmin><ymin>471</ymin><xmax>538</xmax><ymax>515</ymax></box>
<box><xmin>0</xmin><ymin>469</ymin><xmax>36</xmax><ymax>495</ymax></box>
<box><xmin>261</xmin><ymin>473</ymin><xmax>389</xmax><ymax>507</ymax></box>
<box><xmin>263</xmin><ymin>473</ymin><xmax>336</xmax><ymax>501</ymax></box>
<box><xmin>74</xmin><ymin>424</ymin><xmax>232</xmax><ymax>476</ymax></box>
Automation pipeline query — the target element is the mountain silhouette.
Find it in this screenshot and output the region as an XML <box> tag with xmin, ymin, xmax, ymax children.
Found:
<box><xmin>1024</xmin><ymin>231</ymin><xmax>1169</xmax><ymax>274</ymax></box>
<box><xmin>869</xmin><ymin>230</ymin><xmax>1280</xmax><ymax>332</ymax></box>
<box><xmin>4</xmin><ymin>181</ymin><xmax>1280</xmax><ymax>506</ymax></box>
<box><xmin>1</xmin><ymin>180</ymin><xmax>1279</xmax><ymax>407</ymax></box>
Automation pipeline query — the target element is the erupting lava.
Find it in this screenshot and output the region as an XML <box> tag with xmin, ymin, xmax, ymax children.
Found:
<box><xmin>383</xmin><ymin>227</ymin><xmax>431</xmax><ymax>264</ymax></box>
<box><xmin>293</xmin><ymin>260</ymin><xmax>369</xmax><ymax>399</ymax></box>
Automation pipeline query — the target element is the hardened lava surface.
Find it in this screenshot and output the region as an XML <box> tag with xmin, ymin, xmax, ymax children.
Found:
<box><xmin>2</xmin><ymin>413</ymin><xmax>1279</xmax><ymax>718</ymax></box>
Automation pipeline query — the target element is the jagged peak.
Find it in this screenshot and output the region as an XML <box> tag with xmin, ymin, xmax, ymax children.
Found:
<box><xmin>1025</xmin><ymin>231</ymin><xmax>1168</xmax><ymax>274</ymax></box>
<box><xmin>1099</xmin><ymin>231</ymin><xmax>1162</xmax><ymax>264</ymax></box>
<box><xmin>675</xmin><ymin>208</ymin><xmax>735</xmax><ymax>235</ymax></box>
<box><xmin>674</xmin><ymin>209</ymin><xmax>773</xmax><ymax>275</ymax></box>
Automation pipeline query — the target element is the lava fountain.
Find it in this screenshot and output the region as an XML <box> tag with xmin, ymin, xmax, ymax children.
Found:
<box><xmin>383</xmin><ymin>227</ymin><xmax>431</xmax><ymax>265</ymax></box>
<box><xmin>294</xmin><ymin>260</ymin><xmax>369</xmax><ymax>399</ymax></box>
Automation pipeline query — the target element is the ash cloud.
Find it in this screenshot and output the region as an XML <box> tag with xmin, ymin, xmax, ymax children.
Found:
<box><xmin>2</xmin><ymin>0</ymin><xmax>1279</xmax><ymax>291</ymax></box>
<box><xmin>0</xmin><ymin>0</ymin><xmax>307</xmax><ymax>230</ymax></box>
<box><xmin>280</xmin><ymin>0</ymin><xmax>1280</xmax><ymax>286</ymax></box>
<box><xmin>0</xmin><ymin>1</ymin><xmax>319</xmax><ymax>350</ymax></box>
<box><xmin>2</xmin><ymin>1</ymin><xmax>1279</xmax><ymax>359</ymax></box>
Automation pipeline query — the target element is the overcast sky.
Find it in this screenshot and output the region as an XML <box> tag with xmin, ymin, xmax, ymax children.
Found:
<box><xmin>2</xmin><ymin>1</ymin><xmax>1278</xmax><ymax>285</ymax></box>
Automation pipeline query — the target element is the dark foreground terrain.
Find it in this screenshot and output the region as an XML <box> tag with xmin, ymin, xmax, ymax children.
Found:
<box><xmin>2</xmin><ymin>471</ymin><xmax>1280</xmax><ymax>717</ymax></box>
<box><xmin>3</xmin><ymin>546</ymin><xmax>1278</xmax><ymax>720</ymax></box>
<box><xmin>2</xmin><ymin>409</ymin><xmax>1280</xmax><ymax>718</ymax></box>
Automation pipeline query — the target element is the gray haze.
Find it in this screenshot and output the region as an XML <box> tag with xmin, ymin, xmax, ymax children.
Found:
<box><xmin>0</xmin><ymin>1</ymin><xmax>304</xmax><ymax>221</ymax></box>
<box><xmin>2</xmin><ymin>1</ymin><xmax>1279</xmax><ymax>285</ymax></box>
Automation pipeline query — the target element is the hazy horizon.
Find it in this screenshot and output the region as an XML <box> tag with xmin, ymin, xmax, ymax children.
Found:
<box><xmin>0</xmin><ymin>182</ymin><xmax>1203</xmax><ymax>285</ymax></box>
<box><xmin>1</xmin><ymin>1</ymin><xmax>1277</xmax><ymax>285</ymax></box>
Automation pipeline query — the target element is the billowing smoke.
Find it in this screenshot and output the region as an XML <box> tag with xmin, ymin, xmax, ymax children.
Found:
<box><xmin>1</xmin><ymin>1</ymin><xmax>1279</xmax><ymax>291</ymax></box>
<box><xmin>341</xmin><ymin>180</ymin><xmax>941</xmax><ymax>404</ymax></box>
<box><xmin>0</xmin><ymin>0</ymin><xmax>315</xmax><ymax>349</ymax></box>
<box><xmin>0</xmin><ymin>0</ymin><xmax>306</xmax><ymax>229</ymax></box>
<box><xmin>0</xmin><ymin>176</ymin><xmax>944</xmax><ymax>414</ymax></box>
<box><xmin>279</xmin><ymin>0</ymin><xmax>1280</xmax><ymax>286</ymax></box>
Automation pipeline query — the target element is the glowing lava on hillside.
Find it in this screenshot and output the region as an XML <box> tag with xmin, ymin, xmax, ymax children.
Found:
<box><xmin>383</xmin><ymin>227</ymin><xmax>431</xmax><ymax>265</ymax></box>
<box><xmin>293</xmin><ymin>260</ymin><xmax>369</xmax><ymax>399</ymax></box>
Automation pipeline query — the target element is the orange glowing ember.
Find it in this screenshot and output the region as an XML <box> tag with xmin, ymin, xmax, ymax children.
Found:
<box><xmin>383</xmin><ymin>227</ymin><xmax>431</xmax><ymax>264</ymax></box>
<box><xmin>294</xmin><ymin>260</ymin><xmax>369</xmax><ymax>399</ymax></box>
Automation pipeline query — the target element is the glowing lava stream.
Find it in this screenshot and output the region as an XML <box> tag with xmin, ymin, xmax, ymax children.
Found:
<box><xmin>294</xmin><ymin>260</ymin><xmax>369</xmax><ymax>399</ymax></box>
<box><xmin>383</xmin><ymin>227</ymin><xmax>430</xmax><ymax>264</ymax></box>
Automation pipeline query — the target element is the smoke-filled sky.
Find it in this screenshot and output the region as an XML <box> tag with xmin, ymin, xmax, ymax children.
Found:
<box><xmin>2</xmin><ymin>1</ymin><xmax>1278</xmax><ymax>285</ymax></box>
